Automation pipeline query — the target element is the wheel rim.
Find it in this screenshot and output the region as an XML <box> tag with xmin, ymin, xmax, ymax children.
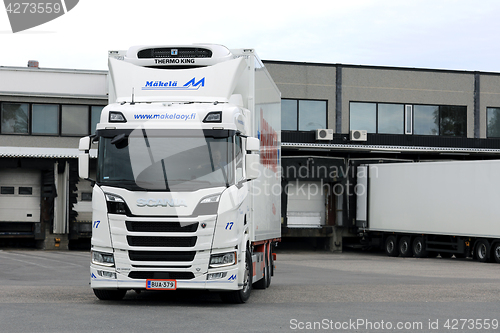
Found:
<box><xmin>478</xmin><ymin>244</ymin><xmax>487</xmax><ymax>259</ymax></box>
<box><xmin>495</xmin><ymin>246</ymin><xmax>500</xmax><ymax>260</ymax></box>
<box><xmin>401</xmin><ymin>241</ymin><xmax>408</xmax><ymax>253</ymax></box>
<box><xmin>387</xmin><ymin>240</ymin><xmax>394</xmax><ymax>253</ymax></box>
<box><xmin>242</xmin><ymin>255</ymin><xmax>250</xmax><ymax>293</ymax></box>
<box><xmin>415</xmin><ymin>242</ymin><xmax>422</xmax><ymax>254</ymax></box>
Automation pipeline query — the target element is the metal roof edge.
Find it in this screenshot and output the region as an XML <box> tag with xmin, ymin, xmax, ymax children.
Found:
<box><xmin>0</xmin><ymin>147</ymin><xmax>97</xmax><ymax>158</ymax></box>
<box><xmin>281</xmin><ymin>142</ymin><xmax>500</xmax><ymax>154</ymax></box>
<box><xmin>0</xmin><ymin>91</ymin><xmax>108</xmax><ymax>100</ymax></box>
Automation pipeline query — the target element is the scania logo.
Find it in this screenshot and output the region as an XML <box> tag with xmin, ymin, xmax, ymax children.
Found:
<box><xmin>137</xmin><ymin>198</ymin><xmax>187</xmax><ymax>207</ymax></box>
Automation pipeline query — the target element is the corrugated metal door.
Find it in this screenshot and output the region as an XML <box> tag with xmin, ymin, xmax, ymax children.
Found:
<box><xmin>0</xmin><ymin>169</ymin><xmax>41</xmax><ymax>222</ymax></box>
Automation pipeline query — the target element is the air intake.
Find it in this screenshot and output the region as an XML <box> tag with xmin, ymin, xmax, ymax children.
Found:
<box><xmin>137</xmin><ymin>48</ymin><xmax>213</xmax><ymax>59</ymax></box>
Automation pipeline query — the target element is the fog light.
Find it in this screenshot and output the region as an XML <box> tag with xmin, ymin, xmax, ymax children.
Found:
<box><xmin>97</xmin><ymin>270</ymin><xmax>117</xmax><ymax>279</ymax></box>
<box><xmin>206</xmin><ymin>272</ymin><xmax>227</xmax><ymax>280</ymax></box>
<box><xmin>209</xmin><ymin>252</ymin><xmax>236</xmax><ymax>268</ymax></box>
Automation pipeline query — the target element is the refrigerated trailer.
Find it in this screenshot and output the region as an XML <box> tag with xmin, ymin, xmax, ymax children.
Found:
<box><xmin>356</xmin><ymin>159</ymin><xmax>500</xmax><ymax>263</ymax></box>
<box><xmin>78</xmin><ymin>44</ymin><xmax>281</xmax><ymax>302</ymax></box>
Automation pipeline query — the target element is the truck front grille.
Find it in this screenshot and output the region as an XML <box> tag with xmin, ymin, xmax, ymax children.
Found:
<box><xmin>128</xmin><ymin>271</ymin><xmax>195</xmax><ymax>280</ymax></box>
<box><xmin>129</xmin><ymin>251</ymin><xmax>196</xmax><ymax>262</ymax></box>
<box><xmin>127</xmin><ymin>236</ymin><xmax>197</xmax><ymax>247</ymax></box>
<box><xmin>126</xmin><ymin>221</ymin><xmax>198</xmax><ymax>233</ymax></box>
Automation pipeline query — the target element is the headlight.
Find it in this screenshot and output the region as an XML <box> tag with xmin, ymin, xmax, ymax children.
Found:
<box><xmin>200</xmin><ymin>194</ymin><xmax>220</xmax><ymax>204</ymax></box>
<box><xmin>92</xmin><ymin>251</ymin><xmax>115</xmax><ymax>267</ymax></box>
<box><xmin>209</xmin><ymin>251</ymin><xmax>236</xmax><ymax>268</ymax></box>
<box><xmin>105</xmin><ymin>193</ymin><xmax>130</xmax><ymax>215</ymax></box>
<box><xmin>193</xmin><ymin>194</ymin><xmax>221</xmax><ymax>215</ymax></box>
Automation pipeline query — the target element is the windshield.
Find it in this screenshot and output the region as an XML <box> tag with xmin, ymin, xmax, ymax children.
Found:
<box><xmin>97</xmin><ymin>129</ymin><xmax>236</xmax><ymax>191</ymax></box>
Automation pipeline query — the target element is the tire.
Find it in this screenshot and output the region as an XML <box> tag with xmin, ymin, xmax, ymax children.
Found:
<box><xmin>412</xmin><ymin>236</ymin><xmax>428</xmax><ymax>258</ymax></box>
<box><xmin>220</xmin><ymin>249</ymin><xmax>252</xmax><ymax>303</ymax></box>
<box><xmin>398</xmin><ymin>236</ymin><xmax>412</xmax><ymax>257</ymax></box>
<box><xmin>385</xmin><ymin>236</ymin><xmax>399</xmax><ymax>257</ymax></box>
<box><xmin>267</xmin><ymin>245</ymin><xmax>273</xmax><ymax>288</ymax></box>
<box><xmin>254</xmin><ymin>244</ymin><xmax>269</xmax><ymax>290</ymax></box>
<box><xmin>492</xmin><ymin>242</ymin><xmax>500</xmax><ymax>264</ymax></box>
<box><xmin>93</xmin><ymin>289</ymin><xmax>127</xmax><ymax>301</ymax></box>
<box><xmin>475</xmin><ymin>239</ymin><xmax>490</xmax><ymax>263</ymax></box>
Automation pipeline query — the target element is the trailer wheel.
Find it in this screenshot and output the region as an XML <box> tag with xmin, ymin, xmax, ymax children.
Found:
<box><xmin>412</xmin><ymin>237</ymin><xmax>428</xmax><ymax>258</ymax></box>
<box><xmin>475</xmin><ymin>239</ymin><xmax>490</xmax><ymax>263</ymax></box>
<box><xmin>220</xmin><ymin>249</ymin><xmax>253</xmax><ymax>303</ymax></box>
<box><xmin>93</xmin><ymin>289</ymin><xmax>127</xmax><ymax>301</ymax></box>
<box><xmin>385</xmin><ymin>236</ymin><xmax>399</xmax><ymax>257</ymax></box>
<box><xmin>492</xmin><ymin>242</ymin><xmax>500</xmax><ymax>264</ymax></box>
<box><xmin>398</xmin><ymin>237</ymin><xmax>412</xmax><ymax>257</ymax></box>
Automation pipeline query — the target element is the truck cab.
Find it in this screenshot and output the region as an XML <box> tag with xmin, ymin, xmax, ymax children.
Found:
<box><xmin>79</xmin><ymin>44</ymin><xmax>281</xmax><ymax>302</ymax></box>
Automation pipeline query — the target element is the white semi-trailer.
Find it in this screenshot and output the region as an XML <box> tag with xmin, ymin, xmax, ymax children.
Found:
<box><xmin>356</xmin><ymin>160</ymin><xmax>500</xmax><ymax>263</ymax></box>
<box><xmin>78</xmin><ymin>44</ymin><xmax>281</xmax><ymax>302</ymax></box>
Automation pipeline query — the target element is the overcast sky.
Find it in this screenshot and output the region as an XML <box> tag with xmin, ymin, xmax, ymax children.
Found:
<box><xmin>1</xmin><ymin>0</ymin><xmax>499</xmax><ymax>72</ymax></box>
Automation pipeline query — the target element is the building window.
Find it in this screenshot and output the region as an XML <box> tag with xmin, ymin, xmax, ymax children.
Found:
<box><xmin>32</xmin><ymin>104</ymin><xmax>59</xmax><ymax>135</ymax></box>
<box><xmin>81</xmin><ymin>192</ymin><xmax>92</xmax><ymax>201</ymax></box>
<box><xmin>377</xmin><ymin>103</ymin><xmax>404</xmax><ymax>134</ymax></box>
<box><xmin>1</xmin><ymin>103</ymin><xmax>29</xmax><ymax>134</ymax></box>
<box><xmin>61</xmin><ymin>105</ymin><xmax>89</xmax><ymax>136</ymax></box>
<box><xmin>351</xmin><ymin>102</ymin><xmax>466</xmax><ymax>137</ymax></box>
<box><xmin>18</xmin><ymin>187</ymin><xmax>33</xmax><ymax>195</ymax></box>
<box><xmin>281</xmin><ymin>99</ymin><xmax>327</xmax><ymax>131</ymax></box>
<box><xmin>349</xmin><ymin>102</ymin><xmax>376</xmax><ymax>133</ymax></box>
<box><xmin>0</xmin><ymin>186</ymin><xmax>15</xmax><ymax>194</ymax></box>
<box><xmin>414</xmin><ymin>105</ymin><xmax>466</xmax><ymax>136</ymax></box>
<box><xmin>414</xmin><ymin>105</ymin><xmax>439</xmax><ymax>135</ymax></box>
<box><xmin>91</xmin><ymin>106</ymin><xmax>104</xmax><ymax>134</ymax></box>
<box><xmin>487</xmin><ymin>107</ymin><xmax>500</xmax><ymax>137</ymax></box>
<box><xmin>282</xmin><ymin>100</ymin><xmax>298</xmax><ymax>131</ymax></box>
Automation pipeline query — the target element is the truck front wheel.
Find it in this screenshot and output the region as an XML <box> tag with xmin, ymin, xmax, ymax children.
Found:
<box><xmin>93</xmin><ymin>289</ymin><xmax>127</xmax><ymax>301</ymax></box>
<box><xmin>220</xmin><ymin>250</ymin><xmax>253</xmax><ymax>303</ymax></box>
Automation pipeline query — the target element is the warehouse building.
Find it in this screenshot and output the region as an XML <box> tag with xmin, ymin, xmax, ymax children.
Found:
<box><xmin>264</xmin><ymin>61</ymin><xmax>500</xmax><ymax>251</ymax></box>
<box><xmin>0</xmin><ymin>64</ymin><xmax>107</xmax><ymax>248</ymax></box>
<box><xmin>2</xmin><ymin>59</ymin><xmax>500</xmax><ymax>250</ymax></box>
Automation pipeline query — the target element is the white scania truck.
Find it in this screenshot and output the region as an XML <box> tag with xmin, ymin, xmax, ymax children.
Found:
<box><xmin>78</xmin><ymin>44</ymin><xmax>281</xmax><ymax>302</ymax></box>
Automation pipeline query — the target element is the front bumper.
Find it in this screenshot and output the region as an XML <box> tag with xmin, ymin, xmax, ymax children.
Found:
<box><xmin>90</xmin><ymin>264</ymin><xmax>240</xmax><ymax>291</ymax></box>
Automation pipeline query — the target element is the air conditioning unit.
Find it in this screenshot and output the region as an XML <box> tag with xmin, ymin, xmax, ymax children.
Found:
<box><xmin>316</xmin><ymin>129</ymin><xmax>333</xmax><ymax>140</ymax></box>
<box><xmin>350</xmin><ymin>130</ymin><xmax>367</xmax><ymax>141</ymax></box>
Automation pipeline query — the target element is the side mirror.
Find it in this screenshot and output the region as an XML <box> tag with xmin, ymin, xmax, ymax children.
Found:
<box><xmin>245</xmin><ymin>154</ymin><xmax>260</xmax><ymax>180</ymax></box>
<box><xmin>79</xmin><ymin>136</ymin><xmax>91</xmax><ymax>151</ymax></box>
<box><xmin>79</xmin><ymin>153</ymin><xmax>90</xmax><ymax>179</ymax></box>
<box><xmin>246</xmin><ymin>137</ymin><xmax>260</xmax><ymax>152</ymax></box>
<box><xmin>79</xmin><ymin>137</ymin><xmax>91</xmax><ymax>179</ymax></box>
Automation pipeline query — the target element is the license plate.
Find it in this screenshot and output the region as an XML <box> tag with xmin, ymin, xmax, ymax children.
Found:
<box><xmin>146</xmin><ymin>279</ymin><xmax>177</xmax><ymax>290</ymax></box>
